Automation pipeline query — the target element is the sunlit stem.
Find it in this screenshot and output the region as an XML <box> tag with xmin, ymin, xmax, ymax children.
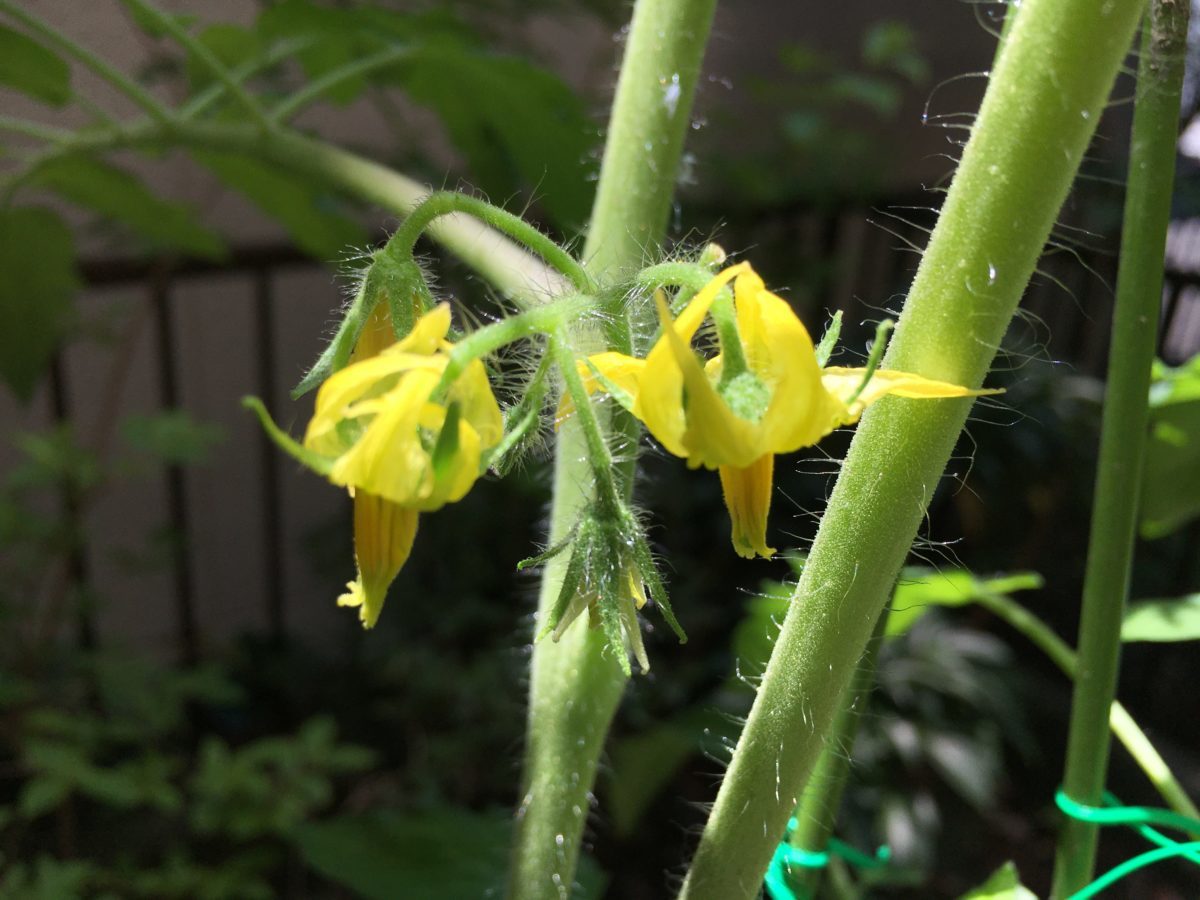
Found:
<box><xmin>1052</xmin><ymin>2</ymin><xmax>1189</xmax><ymax>893</ymax></box>
<box><xmin>846</xmin><ymin>319</ymin><xmax>895</xmax><ymax>405</ymax></box>
<box><xmin>679</xmin><ymin>0</ymin><xmax>1144</xmax><ymax>893</ymax></box>
<box><xmin>389</xmin><ymin>191</ymin><xmax>595</xmax><ymax>295</ymax></box>
<box><xmin>510</xmin><ymin>0</ymin><xmax>718</xmax><ymax>895</ymax></box>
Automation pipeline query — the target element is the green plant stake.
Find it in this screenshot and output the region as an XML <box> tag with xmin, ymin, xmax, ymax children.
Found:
<box><xmin>678</xmin><ymin>0</ymin><xmax>1144</xmax><ymax>894</ymax></box>
<box><xmin>1052</xmin><ymin>0</ymin><xmax>1189</xmax><ymax>893</ymax></box>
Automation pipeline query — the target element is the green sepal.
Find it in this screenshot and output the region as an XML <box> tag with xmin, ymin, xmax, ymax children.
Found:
<box><xmin>815</xmin><ymin>310</ymin><xmax>843</xmax><ymax>368</ymax></box>
<box><xmin>431</xmin><ymin>400</ymin><xmax>461</xmax><ymax>483</ymax></box>
<box><xmin>585</xmin><ymin>358</ymin><xmax>636</xmax><ymax>414</ymax></box>
<box><xmin>291</xmin><ymin>254</ymin><xmax>426</xmax><ymax>399</ymax></box>
<box><xmin>630</xmin><ymin>529</ymin><xmax>687</xmax><ymax>644</ymax></box>
<box><xmin>516</xmin><ymin>521</ymin><xmax>577</xmax><ymax>572</ymax></box>
<box><xmin>537</xmin><ymin>524</ymin><xmax>591</xmax><ymax>642</ymax></box>
<box><xmin>242</xmin><ymin>397</ymin><xmax>334</xmax><ymax>476</ymax></box>
<box><xmin>592</xmin><ymin>540</ymin><xmax>632</xmax><ymax>677</ymax></box>
<box><xmin>846</xmin><ymin>318</ymin><xmax>895</xmax><ymax>405</ymax></box>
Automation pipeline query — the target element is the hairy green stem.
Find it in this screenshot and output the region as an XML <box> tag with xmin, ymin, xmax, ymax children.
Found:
<box><xmin>508</xmin><ymin>0</ymin><xmax>717</xmax><ymax>896</ymax></box>
<box><xmin>678</xmin><ymin>0</ymin><xmax>1143</xmax><ymax>895</ymax></box>
<box><xmin>1052</xmin><ymin>3</ymin><xmax>1188</xmax><ymax>893</ymax></box>
<box><xmin>388</xmin><ymin>191</ymin><xmax>596</xmax><ymax>294</ymax></box>
<box><xmin>786</xmin><ymin>611</ymin><xmax>887</xmax><ymax>899</ymax></box>
<box><xmin>975</xmin><ymin>590</ymin><xmax>1200</xmax><ymax>824</ymax></box>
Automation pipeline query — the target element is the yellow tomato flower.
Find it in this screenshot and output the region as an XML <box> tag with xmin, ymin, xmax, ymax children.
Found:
<box><xmin>304</xmin><ymin>302</ymin><xmax>503</xmax><ymax>626</ymax></box>
<box><xmin>582</xmin><ymin>263</ymin><xmax>998</xmax><ymax>559</ymax></box>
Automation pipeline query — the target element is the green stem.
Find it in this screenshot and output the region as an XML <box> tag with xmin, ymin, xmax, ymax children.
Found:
<box><xmin>270</xmin><ymin>46</ymin><xmax>411</xmax><ymax>124</ymax></box>
<box><xmin>678</xmin><ymin>0</ymin><xmax>1143</xmax><ymax>895</ymax></box>
<box><xmin>0</xmin><ymin>116</ymin><xmax>73</xmax><ymax>143</ymax></box>
<box><xmin>1052</xmin><ymin>3</ymin><xmax>1188</xmax><ymax>893</ymax></box>
<box><xmin>0</xmin><ymin>0</ymin><xmax>173</xmax><ymax>125</ymax></box>
<box><xmin>786</xmin><ymin>610</ymin><xmax>888</xmax><ymax>900</ymax></box>
<box><xmin>3</xmin><ymin>118</ymin><xmax>560</xmax><ymax>303</ymax></box>
<box><xmin>975</xmin><ymin>590</ymin><xmax>1200</xmax><ymax>825</ymax></box>
<box><xmin>122</xmin><ymin>0</ymin><xmax>271</xmax><ymax>130</ymax></box>
<box><xmin>434</xmin><ymin>297</ymin><xmax>591</xmax><ymax>397</ymax></box>
<box><xmin>509</xmin><ymin>0</ymin><xmax>717</xmax><ymax>896</ymax></box>
<box><xmin>388</xmin><ymin>191</ymin><xmax>596</xmax><ymax>294</ymax></box>
<box><xmin>180</xmin><ymin>37</ymin><xmax>314</xmax><ymax>119</ymax></box>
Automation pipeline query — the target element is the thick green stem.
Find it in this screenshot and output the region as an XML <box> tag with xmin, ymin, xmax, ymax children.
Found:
<box><xmin>975</xmin><ymin>590</ymin><xmax>1200</xmax><ymax>824</ymax></box>
<box><xmin>508</xmin><ymin>1</ymin><xmax>717</xmax><ymax>896</ymax></box>
<box><xmin>4</xmin><ymin>119</ymin><xmax>561</xmax><ymax>302</ymax></box>
<box><xmin>786</xmin><ymin>611</ymin><xmax>887</xmax><ymax>900</ymax></box>
<box><xmin>1052</xmin><ymin>3</ymin><xmax>1188</xmax><ymax>893</ymax></box>
<box><xmin>678</xmin><ymin>0</ymin><xmax>1143</xmax><ymax>896</ymax></box>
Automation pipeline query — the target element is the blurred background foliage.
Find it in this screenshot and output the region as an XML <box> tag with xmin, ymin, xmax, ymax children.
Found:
<box><xmin>2</xmin><ymin>0</ymin><xmax>1200</xmax><ymax>897</ymax></box>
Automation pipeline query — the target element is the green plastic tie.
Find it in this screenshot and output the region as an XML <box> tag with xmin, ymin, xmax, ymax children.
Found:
<box><xmin>1055</xmin><ymin>789</ymin><xmax>1200</xmax><ymax>898</ymax></box>
<box><xmin>764</xmin><ymin>817</ymin><xmax>891</xmax><ymax>900</ymax></box>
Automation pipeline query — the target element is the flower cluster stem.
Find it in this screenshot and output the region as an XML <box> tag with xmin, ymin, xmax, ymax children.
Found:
<box><xmin>1052</xmin><ymin>2</ymin><xmax>1189</xmax><ymax>893</ymax></box>
<box><xmin>677</xmin><ymin>0</ymin><xmax>1143</xmax><ymax>895</ymax></box>
<box><xmin>508</xmin><ymin>0</ymin><xmax>717</xmax><ymax>896</ymax></box>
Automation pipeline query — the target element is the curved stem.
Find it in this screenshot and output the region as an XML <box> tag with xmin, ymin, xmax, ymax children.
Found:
<box><xmin>678</xmin><ymin>0</ymin><xmax>1144</xmax><ymax>895</ymax></box>
<box><xmin>270</xmin><ymin>46</ymin><xmax>411</xmax><ymax>124</ymax></box>
<box><xmin>388</xmin><ymin>191</ymin><xmax>596</xmax><ymax>294</ymax></box>
<box><xmin>508</xmin><ymin>0</ymin><xmax>718</xmax><ymax>897</ymax></box>
<box><xmin>0</xmin><ymin>0</ymin><xmax>173</xmax><ymax>125</ymax></box>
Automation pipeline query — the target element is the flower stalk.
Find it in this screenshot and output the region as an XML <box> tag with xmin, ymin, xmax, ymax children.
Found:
<box><xmin>678</xmin><ymin>0</ymin><xmax>1144</xmax><ymax>894</ymax></box>
<box><xmin>1052</xmin><ymin>1</ymin><xmax>1189</xmax><ymax>893</ymax></box>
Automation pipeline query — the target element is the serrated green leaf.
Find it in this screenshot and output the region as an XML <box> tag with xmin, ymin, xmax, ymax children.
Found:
<box><xmin>1122</xmin><ymin>594</ymin><xmax>1200</xmax><ymax>642</ymax></box>
<box><xmin>31</xmin><ymin>157</ymin><xmax>225</xmax><ymax>259</ymax></box>
<box><xmin>395</xmin><ymin>46</ymin><xmax>596</xmax><ymax>229</ymax></box>
<box><xmin>0</xmin><ymin>207</ymin><xmax>78</xmax><ymax>402</ymax></box>
<box><xmin>959</xmin><ymin>861</ymin><xmax>1037</xmax><ymax>899</ymax></box>
<box><xmin>192</xmin><ymin>150</ymin><xmax>365</xmax><ymax>258</ymax></box>
<box><xmin>0</xmin><ymin>25</ymin><xmax>71</xmax><ymax>106</ymax></box>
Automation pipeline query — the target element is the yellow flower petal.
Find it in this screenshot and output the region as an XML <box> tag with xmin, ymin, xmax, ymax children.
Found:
<box><xmin>340</xmin><ymin>491</ymin><xmax>419</xmax><ymax>628</ymax></box>
<box><xmin>718</xmin><ymin>454</ymin><xmax>777</xmax><ymax>559</ymax></box>
<box><xmin>821</xmin><ymin>366</ymin><xmax>1002</xmax><ymax>423</ymax></box>
<box><xmin>636</xmin><ymin>265</ymin><xmax>747</xmax><ymax>461</ymax></box>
